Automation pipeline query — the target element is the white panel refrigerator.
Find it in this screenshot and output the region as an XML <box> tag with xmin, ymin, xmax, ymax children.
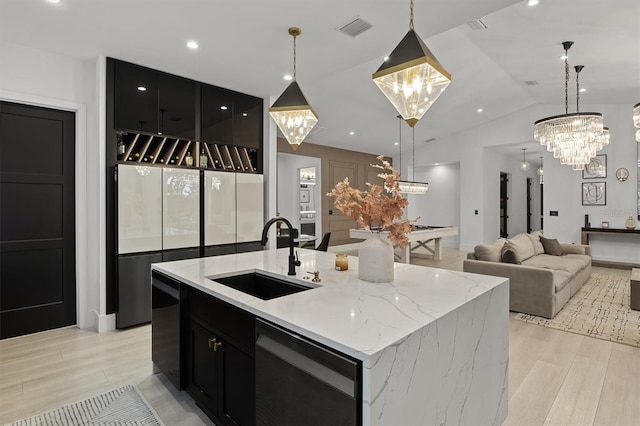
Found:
<box><xmin>204</xmin><ymin>171</ymin><xmax>237</xmax><ymax>246</ymax></box>
<box><xmin>162</xmin><ymin>168</ymin><xmax>200</xmax><ymax>250</ymax></box>
<box><xmin>236</xmin><ymin>173</ymin><xmax>264</xmax><ymax>242</ymax></box>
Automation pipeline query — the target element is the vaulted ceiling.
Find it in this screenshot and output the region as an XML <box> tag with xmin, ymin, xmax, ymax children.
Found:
<box><xmin>1</xmin><ymin>0</ymin><xmax>639</xmax><ymax>158</ymax></box>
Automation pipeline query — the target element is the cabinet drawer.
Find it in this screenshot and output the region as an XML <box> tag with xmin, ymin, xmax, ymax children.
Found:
<box><xmin>188</xmin><ymin>288</ymin><xmax>255</xmax><ymax>355</ymax></box>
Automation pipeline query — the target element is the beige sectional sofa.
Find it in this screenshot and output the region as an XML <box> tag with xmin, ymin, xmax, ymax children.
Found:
<box><xmin>463</xmin><ymin>231</ymin><xmax>591</xmax><ymax>319</ymax></box>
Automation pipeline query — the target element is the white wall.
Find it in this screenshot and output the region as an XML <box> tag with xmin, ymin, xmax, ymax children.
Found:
<box><xmin>414</xmin><ymin>102</ymin><xmax>639</xmax><ymax>262</ymax></box>
<box><xmin>408</xmin><ymin>163</ymin><xmax>460</xmax><ymax>248</ymax></box>
<box><xmin>0</xmin><ymin>41</ymin><xmax>101</xmax><ymax>330</ymax></box>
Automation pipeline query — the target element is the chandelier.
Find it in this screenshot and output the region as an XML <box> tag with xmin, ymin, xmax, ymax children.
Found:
<box><xmin>269</xmin><ymin>27</ymin><xmax>318</xmax><ymax>150</ymax></box>
<box><xmin>372</xmin><ymin>0</ymin><xmax>451</xmax><ymax>127</ymax></box>
<box><xmin>634</xmin><ymin>102</ymin><xmax>640</xmax><ymax>142</ymax></box>
<box><xmin>534</xmin><ymin>42</ymin><xmax>605</xmax><ymax>171</ymax></box>
<box><xmin>396</xmin><ymin>116</ymin><xmax>428</xmax><ymax>194</ymax></box>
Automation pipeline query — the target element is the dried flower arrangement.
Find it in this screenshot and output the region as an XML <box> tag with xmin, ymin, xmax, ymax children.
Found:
<box><xmin>327</xmin><ymin>155</ymin><xmax>413</xmax><ymax>247</ymax></box>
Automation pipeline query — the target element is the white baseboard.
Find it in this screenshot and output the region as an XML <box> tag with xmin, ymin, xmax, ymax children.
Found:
<box><xmin>93</xmin><ymin>311</ymin><xmax>116</xmax><ymax>333</ymax></box>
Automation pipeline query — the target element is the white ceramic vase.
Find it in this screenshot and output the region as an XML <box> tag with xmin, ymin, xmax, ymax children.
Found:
<box><xmin>625</xmin><ymin>215</ymin><xmax>636</xmax><ymax>230</ymax></box>
<box><xmin>358</xmin><ymin>233</ymin><xmax>394</xmax><ymax>283</ymax></box>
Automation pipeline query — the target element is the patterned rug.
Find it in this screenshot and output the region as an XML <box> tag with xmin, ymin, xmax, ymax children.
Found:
<box><xmin>514</xmin><ymin>273</ymin><xmax>640</xmax><ymax>348</ymax></box>
<box><xmin>11</xmin><ymin>384</ymin><xmax>164</xmax><ymax>426</ymax></box>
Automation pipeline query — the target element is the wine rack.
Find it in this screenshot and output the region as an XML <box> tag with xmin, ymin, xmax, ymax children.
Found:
<box><xmin>117</xmin><ymin>132</ymin><xmax>258</xmax><ymax>172</ymax></box>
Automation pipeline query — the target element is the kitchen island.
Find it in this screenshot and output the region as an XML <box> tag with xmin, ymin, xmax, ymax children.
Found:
<box><xmin>152</xmin><ymin>248</ymin><xmax>509</xmax><ymax>425</ymax></box>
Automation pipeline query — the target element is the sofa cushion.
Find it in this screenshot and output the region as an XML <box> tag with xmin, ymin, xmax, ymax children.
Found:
<box><xmin>528</xmin><ymin>231</ymin><xmax>545</xmax><ymax>255</ymax></box>
<box><xmin>540</xmin><ymin>236</ymin><xmax>565</xmax><ymax>256</ymax></box>
<box><xmin>507</xmin><ymin>233</ymin><xmax>536</xmax><ymax>262</ymax></box>
<box><xmin>552</xmin><ymin>270</ymin><xmax>572</xmax><ymax>293</ymax></box>
<box><xmin>501</xmin><ymin>241</ymin><xmax>521</xmax><ymax>264</ymax></box>
<box><xmin>474</xmin><ymin>238</ymin><xmax>506</xmax><ymax>262</ymax></box>
<box><xmin>522</xmin><ymin>254</ymin><xmax>591</xmax><ymax>277</ymax></box>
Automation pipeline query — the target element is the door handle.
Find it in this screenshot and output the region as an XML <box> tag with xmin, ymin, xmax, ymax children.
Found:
<box><xmin>208</xmin><ymin>337</ymin><xmax>222</xmax><ymax>351</ymax></box>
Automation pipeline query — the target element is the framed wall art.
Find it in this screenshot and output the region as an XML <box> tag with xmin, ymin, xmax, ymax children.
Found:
<box><xmin>582</xmin><ymin>154</ymin><xmax>607</xmax><ymax>179</ymax></box>
<box><xmin>582</xmin><ymin>182</ymin><xmax>606</xmax><ymax>206</ymax></box>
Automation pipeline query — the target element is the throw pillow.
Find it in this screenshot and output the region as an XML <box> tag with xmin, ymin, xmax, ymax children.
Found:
<box><xmin>527</xmin><ymin>231</ymin><xmax>545</xmax><ymax>255</ymax></box>
<box><xmin>507</xmin><ymin>233</ymin><xmax>536</xmax><ymax>261</ymax></box>
<box><xmin>474</xmin><ymin>238</ymin><xmax>506</xmax><ymax>262</ymax></box>
<box><xmin>501</xmin><ymin>241</ymin><xmax>521</xmax><ymax>264</ymax></box>
<box><xmin>540</xmin><ymin>236</ymin><xmax>565</xmax><ymax>256</ymax></box>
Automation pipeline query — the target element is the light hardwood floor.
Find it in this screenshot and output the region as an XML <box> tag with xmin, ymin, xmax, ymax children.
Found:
<box><xmin>1</xmin><ymin>251</ymin><xmax>638</xmax><ymax>425</ymax></box>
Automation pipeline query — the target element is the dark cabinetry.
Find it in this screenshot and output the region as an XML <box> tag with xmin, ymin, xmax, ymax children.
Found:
<box><xmin>114</xmin><ymin>60</ymin><xmax>196</xmax><ymax>140</ymax></box>
<box><xmin>187</xmin><ymin>288</ymin><xmax>255</xmax><ymax>425</ymax></box>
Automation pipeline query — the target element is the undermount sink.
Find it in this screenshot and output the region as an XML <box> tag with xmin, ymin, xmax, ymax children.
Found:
<box><xmin>211</xmin><ymin>272</ymin><xmax>314</xmax><ymax>300</ymax></box>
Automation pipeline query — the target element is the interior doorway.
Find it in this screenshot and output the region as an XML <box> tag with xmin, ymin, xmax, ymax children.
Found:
<box><xmin>0</xmin><ymin>101</ymin><xmax>76</xmax><ymax>339</ymax></box>
<box><xmin>500</xmin><ymin>172</ymin><xmax>509</xmax><ymax>238</ymax></box>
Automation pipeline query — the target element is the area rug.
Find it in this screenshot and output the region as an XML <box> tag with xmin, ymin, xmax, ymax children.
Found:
<box><xmin>11</xmin><ymin>384</ymin><xmax>164</xmax><ymax>426</ymax></box>
<box><xmin>514</xmin><ymin>273</ymin><xmax>640</xmax><ymax>348</ymax></box>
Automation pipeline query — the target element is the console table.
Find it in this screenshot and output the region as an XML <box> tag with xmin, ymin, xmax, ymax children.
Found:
<box><xmin>581</xmin><ymin>227</ymin><xmax>640</xmax><ymax>245</ymax></box>
<box><xmin>581</xmin><ymin>227</ymin><xmax>640</xmax><ymax>268</ymax></box>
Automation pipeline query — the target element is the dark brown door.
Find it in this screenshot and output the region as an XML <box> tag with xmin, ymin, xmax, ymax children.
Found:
<box><xmin>0</xmin><ymin>101</ymin><xmax>76</xmax><ymax>339</ymax></box>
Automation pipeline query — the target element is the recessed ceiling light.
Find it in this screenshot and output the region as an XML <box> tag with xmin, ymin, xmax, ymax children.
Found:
<box><xmin>394</xmin><ymin>142</ymin><xmax>399</xmax><ymax>146</ymax></box>
<box><xmin>349</xmin><ymin>131</ymin><xmax>355</xmax><ymax>136</ymax></box>
<box><xmin>579</xmin><ymin>88</ymin><xmax>586</xmax><ymax>92</ymax></box>
<box><xmin>527</xmin><ymin>0</ymin><xmax>539</xmax><ymax>6</ymax></box>
<box><xmin>434</xmin><ymin>163</ymin><xmax>440</xmax><ymax>166</ymax></box>
<box><xmin>242</xmin><ymin>112</ymin><xmax>248</xmax><ymax>117</ymax></box>
<box><xmin>220</xmin><ymin>105</ymin><xmax>228</xmax><ymax>110</ymax></box>
<box><xmin>283</xmin><ymin>74</ymin><xmax>293</xmax><ymax>81</ymax></box>
<box><xmin>186</xmin><ymin>40</ymin><xmax>199</xmax><ymax>49</ymax></box>
<box><xmin>477</xmin><ymin>108</ymin><xmax>484</xmax><ymax>113</ymax></box>
<box><xmin>137</xmin><ymin>86</ymin><xmax>147</xmax><ymax>91</ymax></box>
<box><xmin>47</xmin><ymin>0</ymin><xmax>60</xmax><ymax>3</ymax></box>
<box><xmin>383</xmin><ymin>56</ymin><xmax>390</xmax><ymax>62</ymax></box>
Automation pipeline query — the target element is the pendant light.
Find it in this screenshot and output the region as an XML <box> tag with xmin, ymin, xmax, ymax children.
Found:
<box><xmin>269</xmin><ymin>27</ymin><xmax>318</xmax><ymax>150</ymax></box>
<box><xmin>397</xmin><ymin>116</ymin><xmax>428</xmax><ymax>194</ymax></box>
<box><xmin>634</xmin><ymin>102</ymin><xmax>640</xmax><ymax>142</ymax></box>
<box><xmin>534</xmin><ymin>42</ymin><xmax>605</xmax><ymax>171</ymax></box>
<box><xmin>537</xmin><ymin>156</ymin><xmax>544</xmax><ymax>184</ymax></box>
<box><xmin>519</xmin><ymin>148</ymin><xmax>530</xmax><ymax>171</ymax></box>
<box><xmin>372</xmin><ymin>0</ymin><xmax>451</xmax><ymax>128</ymax></box>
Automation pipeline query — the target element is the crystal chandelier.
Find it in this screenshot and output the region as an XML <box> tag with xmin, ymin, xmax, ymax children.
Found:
<box><xmin>372</xmin><ymin>0</ymin><xmax>451</xmax><ymax>127</ymax></box>
<box><xmin>534</xmin><ymin>42</ymin><xmax>605</xmax><ymax>171</ymax></box>
<box><xmin>634</xmin><ymin>102</ymin><xmax>640</xmax><ymax>142</ymax></box>
<box><xmin>269</xmin><ymin>27</ymin><xmax>318</xmax><ymax>150</ymax></box>
<box><xmin>397</xmin><ymin>116</ymin><xmax>428</xmax><ymax>194</ymax></box>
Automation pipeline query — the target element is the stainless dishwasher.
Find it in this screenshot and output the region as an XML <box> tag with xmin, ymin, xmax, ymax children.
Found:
<box><xmin>255</xmin><ymin>319</ymin><xmax>361</xmax><ymax>426</ymax></box>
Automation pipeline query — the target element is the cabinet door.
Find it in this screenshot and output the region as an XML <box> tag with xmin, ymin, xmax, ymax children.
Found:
<box><xmin>205</xmin><ymin>171</ymin><xmax>236</xmax><ymax>246</ymax></box>
<box><xmin>162</xmin><ymin>168</ymin><xmax>200</xmax><ymax>250</ymax></box>
<box><xmin>158</xmin><ymin>73</ymin><xmax>196</xmax><ymax>140</ymax></box>
<box><xmin>117</xmin><ymin>164</ymin><xmax>162</xmax><ymax>254</ymax></box>
<box><xmin>201</xmin><ymin>85</ymin><xmax>234</xmax><ymax>145</ymax></box>
<box><xmin>117</xmin><ymin>252</ymin><xmax>162</xmax><ymax>328</ymax></box>
<box><xmin>190</xmin><ymin>320</ymin><xmax>221</xmax><ymax>413</ymax></box>
<box><xmin>221</xmin><ymin>341</ymin><xmax>255</xmax><ymax>426</ymax></box>
<box><xmin>236</xmin><ymin>174</ymin><xmax>264</xmax><ymax>242</ymax></box>
<box><xmin>114</xmin><ymin>61</ymin><xmax>158</xmax><ymax>134</ymax></box>
<box><xmin>232</xmin><ymin>94</ymin><xmax>262</xmax><ymax>149</ymax></box>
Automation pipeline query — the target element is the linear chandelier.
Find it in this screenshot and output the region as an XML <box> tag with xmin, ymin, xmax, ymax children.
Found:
<box><xmin>372</xmin><ymin>0</ymin><xmax>451</xmax><ymax>128</ymax></box>
<box><xmin>534</xmin><ymin>42</ymin><xmax>606</xmax><ymax>171</ymax></box>
<box><xmin>269</xmin><ymin>27</ymin><xmax>318</xmax><ymax>151</ymax></box>
<box><xmin>634</xmin><ymin>102</ymin><xmax>640</xmax><ymax>142</ymax></box>
<box><xmin>397</xmin><ymin>115</ymin><xmax>428</xmax><ymax>194</ymax></box>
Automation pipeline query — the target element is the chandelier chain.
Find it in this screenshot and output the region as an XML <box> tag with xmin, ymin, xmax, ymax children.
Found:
<box><xmin>409</xmin><ymin>0</ymin><xmax>414</xmax><ymax>30</ymax></box>
<box><xmin>412</xmin><ymin>127</ymin><xmax>415</xmax><ymax>180</ymax></box>
<box><xmin>564</xmin><ymin>50</ymin><xmax>569</xmax><ymax>115</ymax></box>
<box><xmin>575</xmin><ymin>67</ymin><xmax>580</xmax><ymax>113</ymax></box>
<box><xmin>292</xmin><ymin>34</ymin><xmax>297</xmax><ymax>80</ymax></box>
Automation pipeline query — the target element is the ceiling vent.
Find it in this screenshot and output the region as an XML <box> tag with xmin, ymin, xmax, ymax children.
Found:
<box><xmin>524</xmin><ymin>80</ymin><xmax>539</xmax><ymax>86</ymax></box>
<box><xmin>466</xmin><ymin>19</ymin><xmax>488</xmax><ymax>30</ymax></box>
<box><xmin>425</xmin><ymin>137</ymin><xmax>437</xmax><ymax>143</ymax></box>
<box><xmin>337</xmin><ymin>17</ymin><xmax>372</xmax><ymax>38</ymax></box>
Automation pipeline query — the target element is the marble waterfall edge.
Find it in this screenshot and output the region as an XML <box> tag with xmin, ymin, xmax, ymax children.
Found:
<box><xmin>362</xmin><ymin>285</ymin><xmax>509</xmax><ymax>425</ymax></box>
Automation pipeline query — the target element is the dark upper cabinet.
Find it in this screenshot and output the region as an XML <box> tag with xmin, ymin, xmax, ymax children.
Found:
<box><xmin>233</xmin><ymin>94</ymin><xmax>262</xmax><ymax>149</ymax></box>
<box><xmin>201</xmin><ymin>85</ymin><xmax>234</xmax><ymax>145</ymax></box>
<box><xmin>114</xmin><ymin>60</ymin><xmax>196</xmax><ymax>140</ymax></box>
<box><xmin>158</xmin><ymin>73</ymin><xmax>196</xmax><ymax>140</ymax></box>
<box><xmin>114</xmin><ymin>61</ymin><xmax>158</xmax><ymax>135</ymax></box>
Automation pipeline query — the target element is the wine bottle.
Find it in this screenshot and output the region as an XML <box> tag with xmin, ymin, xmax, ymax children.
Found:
<box><xmin>200</xmin><ymin>149</ymin><xmax>208</xmax><ymax>168</ymax></box>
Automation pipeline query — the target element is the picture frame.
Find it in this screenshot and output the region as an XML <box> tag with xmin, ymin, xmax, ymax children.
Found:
<box><xmin>300</xmin><ymin>189</ymin><xmax>310</xmax><ymax>203</ymax></box>
<box><xmin>582</xmin><ymin>182</ymin><xmax>606</xmax><ymax>206</ymax></box>
<box><xmin>582</xmin><ymin>154</ymin><xmax>607</xmax><ymax>179</ymax></box>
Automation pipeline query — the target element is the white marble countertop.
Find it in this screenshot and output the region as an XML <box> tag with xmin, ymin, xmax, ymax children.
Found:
<box><xmin>152</xmin><ymin>248</ymin><xmax>508</xmax><ymax>361</ymax></box>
